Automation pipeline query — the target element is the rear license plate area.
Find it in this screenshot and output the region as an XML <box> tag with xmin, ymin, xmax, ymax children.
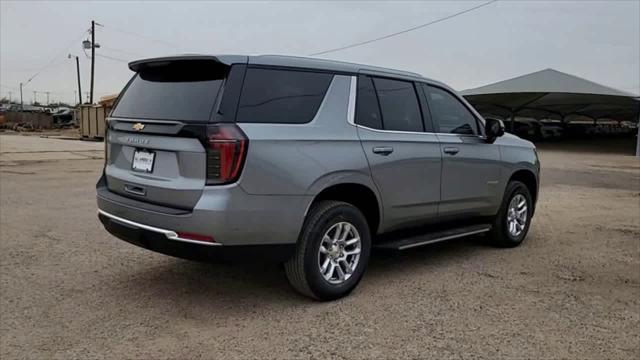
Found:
<box><xmin>132</xmin><ymin>149</ymin><xmax>155</xmax><ymax>173</ymax></box>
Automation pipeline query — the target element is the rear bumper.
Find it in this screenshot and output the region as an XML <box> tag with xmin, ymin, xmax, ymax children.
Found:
<box><xmin>98</xmin><ymin>211</ymin><xmax>294</xmax><ymax>262</ymax></box>
<box><xmin>99</xmin><ymin>209</ymin><xmax>220</xmax><ymax>246</ymax></box>
<box><xmin>96</xmin><ymin>174</ymin><xmax>312</xmax><ymax>248</ymax></box>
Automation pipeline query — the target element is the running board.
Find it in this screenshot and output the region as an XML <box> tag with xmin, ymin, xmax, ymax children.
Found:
<box><xmin>373</xmin><ymin>224</ymin><xmax>492</xmax><ymax>251</ymax></box>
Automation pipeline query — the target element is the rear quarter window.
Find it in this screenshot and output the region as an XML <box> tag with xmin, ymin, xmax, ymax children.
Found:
<box><xmin>236</xmin><ymin>68</ymin><xmax>333</xmax><ymax>124</ymax></box>
<box><xmin>112</xmin><ymin>60</ymin><xmax>226</xmax><ymax>122</ymax></box>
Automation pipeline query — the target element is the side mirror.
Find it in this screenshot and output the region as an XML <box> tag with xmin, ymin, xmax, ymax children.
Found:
<box><xmin>485</xmin><ymin>118</ymin><xmax>505</xmax><ymax>143</ymax></box>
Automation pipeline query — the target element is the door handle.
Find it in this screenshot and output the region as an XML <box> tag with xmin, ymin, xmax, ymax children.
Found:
<box><xmin>124</xmin><ymin>184</ymin><xmax>146</xmax><ymax>196</ymax></box>
<box><xmin>372</xmin><ymin>146</ymin><xmax>394</xmax><ymax>156</ymax></box>
<box><xmin>443</xmin><ymin>147</ymin><xmax>460</xmax><ymax>155</ymax></box>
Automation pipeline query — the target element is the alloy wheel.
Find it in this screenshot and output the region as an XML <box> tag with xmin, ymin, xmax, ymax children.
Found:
<box><xmin>317</xmin><ymin>222</ymin><xmax>362</xmax><ymax>284</ymax></box>
<box><xmin>507</xmin><ymin>194</ymin><xmax>528</xmax><ymax>237</ymax></box>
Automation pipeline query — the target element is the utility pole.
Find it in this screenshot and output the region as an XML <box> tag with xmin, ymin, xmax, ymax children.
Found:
<box><xmin>75</xmin><ymin>56</ymin><xmax>82</xmax><ymax>104</ymax></box>
<box><xmin>19</xmin><ymin>83</ymin><xmax>23</xmax><ymax>109</ymax></box>
<box><xmin>636</xmin><ymin>111</ymin><xmax>640</xmax><ymax>157</ymax></box>
<box><xmin>68</xmin><ymin>54</ymin><xmax>83</xmax><ymax>105</ymax></box>
<box><xmin>83</xmin><ymin>20</ymin><xmax>100</xmax><ymax>104</ymax></box>
<box><xmin>46</xmin><ymin>91</ymin><xmax>50</xmax><ymax>105</ymax></box>
<box><xmin>90</xmin><ymin>20</ymin><xmax>95</xmax><ymax>104</ymax></box>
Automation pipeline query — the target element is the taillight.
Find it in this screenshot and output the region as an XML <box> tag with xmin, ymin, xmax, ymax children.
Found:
<box><xmin>205</xmin><ymin>124</ymin><xmax>248</xmax><ymax>185</ymax></box>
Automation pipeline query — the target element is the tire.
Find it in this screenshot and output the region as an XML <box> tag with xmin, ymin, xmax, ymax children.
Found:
<box><xmin>285</xmin><ymin>200</ymin><xmax>371</xmax><ymax>301</ymax></box>
<box><xmin>488</xmin><ymin>180</ymin><xmax>533</xmax><ymax>247</ymax></box>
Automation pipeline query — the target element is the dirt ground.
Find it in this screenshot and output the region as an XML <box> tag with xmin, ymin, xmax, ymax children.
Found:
<box><xmin>0</xmin><ymin>134</ymin><xmax>638</xmax><ymax>359</ymax></box>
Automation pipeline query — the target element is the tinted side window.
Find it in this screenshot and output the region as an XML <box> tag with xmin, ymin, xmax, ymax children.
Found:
<box><xmin>426</xmin><ymin>85</ymin><xmax>478</xmax><ymax>135</ymax></box>
<box><xmin>355</xmin><ymin>75</ymin><xmax>382</xmax><ymax>129</ymax></box>
<box><xmin>373</xmin><ymin>78</ymin><xmax>423</xmax><ymax>132</ymax></box>
<box><xmin>416</xmin><ymin>83</ymin><xmax>435</xmax><ymax>132</ymax></box>
<box><xmin>237</xmin><ymin>68</ymin><xmax>333</xmax><ymax>124</ymax></box>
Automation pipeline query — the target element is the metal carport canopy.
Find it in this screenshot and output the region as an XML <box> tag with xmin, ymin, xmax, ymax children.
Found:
<box><xmin>460</xmin><ymin>68</ymin><xmax>640</xmax><ymax>124</ymax></box>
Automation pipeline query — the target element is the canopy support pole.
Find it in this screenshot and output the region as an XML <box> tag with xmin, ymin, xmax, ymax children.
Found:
<box><xmin>510</xmin><ymin>111</ymin><xmax>515</xmax><ymax>133</ymax></box>
<box><xmin>636</xmin><ymin>111</ymin><xmax>640</xmax><ymax>158</ymax></box>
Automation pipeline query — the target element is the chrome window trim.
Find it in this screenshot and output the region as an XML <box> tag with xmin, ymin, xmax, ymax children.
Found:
<box><xmin>98</xmin><ymin>209</ymin><xmax>222</xmax><ymax>246</ymax></box>
<box><xmin>347</xmin><ymin>76</ymin><xmax>357</xmax><ymax>127</ymax></box>
<box><xmin>347</xmin><ymin>75</ymin><xmax>484</xmax><ymax>139</ymax></box>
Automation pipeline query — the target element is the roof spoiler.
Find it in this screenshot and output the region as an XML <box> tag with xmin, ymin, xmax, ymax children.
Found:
<box><xmin>128</xmin><ymin>55</ymin><xmax>248</xmax><ymax>72</ymax></box>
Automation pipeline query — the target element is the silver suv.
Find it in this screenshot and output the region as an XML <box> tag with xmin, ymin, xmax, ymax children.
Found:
<box><xmin>97</xmin><ymin>55</ymin><xmax>539</xmax><ymax>300</ymax></box>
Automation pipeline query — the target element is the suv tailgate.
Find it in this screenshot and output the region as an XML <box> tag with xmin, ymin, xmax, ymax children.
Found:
<box><xmin>104</xmin><ymin>58</ymin><xmax>232</xmax><ymax>210</ymax></box>
<box><xmin>105</xmin><ymin>125</ymin><xmax>207</xmax><ymax>210</ymax></box>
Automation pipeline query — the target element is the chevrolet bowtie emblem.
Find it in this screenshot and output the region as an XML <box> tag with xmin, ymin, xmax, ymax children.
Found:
<box><xmin>132</xmin><ymin>123</ymin><xmax>145</xmax><ymax>131</ymax></box>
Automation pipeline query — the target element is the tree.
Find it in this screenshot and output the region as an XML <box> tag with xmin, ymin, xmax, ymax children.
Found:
<box><xmin>0</xmin><ymin>97</ymin><xmax>9</xmax><ymax>104</ymax></box>
<box><xmin>49</xmin><ymin>101</ymin><xmax>73</xmax><ymax>108</ymax></box>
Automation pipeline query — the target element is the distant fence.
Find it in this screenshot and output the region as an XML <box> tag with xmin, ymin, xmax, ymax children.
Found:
<box><xmin>2</xmin><ymin>111</ymin><xmax>53</xmax><ymax>129</ymax></box>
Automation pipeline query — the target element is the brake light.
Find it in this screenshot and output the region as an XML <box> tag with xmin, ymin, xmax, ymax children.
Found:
<box><xmin>205</xmin><ymin>124</ymin><xmax>248</xmax><ymax>185</ymax></box>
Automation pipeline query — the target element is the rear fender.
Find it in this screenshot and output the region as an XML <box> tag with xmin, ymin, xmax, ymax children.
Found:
<box><xmin>304</xmin><ymin>170</ymin><xmax>384</xmax><ymax>220</ymax></box>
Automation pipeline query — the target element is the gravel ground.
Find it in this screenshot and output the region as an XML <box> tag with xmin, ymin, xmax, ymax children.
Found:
<box><xmin>0</xmin><ymin>135</ymin><xmax>638</xmax><ymax>359</ymax></box>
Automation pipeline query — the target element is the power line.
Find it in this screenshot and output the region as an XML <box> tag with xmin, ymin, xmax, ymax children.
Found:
<box><xmin>0</xmin><ymin>84</ymin><xmax>20</xmax><ymax>91</ymax></box>
<box><xmin>82</xmin><ymin>46</ymin><xmax>91</xmax><ymax>59</ymax></box>
<box><xmin>100</xmin><ymin>45</ymin><xmax>144</xmax><ymax>57</ymax></box>
<box><xmin>100</xmin><ymin>23</ymin><xmax>184</xmax><ymax>49</ymax></box>
<box><xmin>309</xmin><ymin>0</ymin><xmax>499</xmax><ymax>56</ymax></box>
<box><xmin>96</xmin><ymin>53</ymin><xmax>130</xmax><ymax>63</ymax></box>
<box><xmin>22</xmin><ymin>30</ymin><xmax>89</xmax><ymax>86</ymax></box>
<box><xmin>20</xmin><ymin>89</ymin><xmax>74</xmax><ymax>95</ymax></box>
<box><xmin>2</xmin><ymin>84</ymin><xmax>74</xmax><ymax>96</ymax></box>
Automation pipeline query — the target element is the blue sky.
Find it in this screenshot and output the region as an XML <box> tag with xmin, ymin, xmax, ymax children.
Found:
<box><xmin>1</xmin><ymin>0</ymin><xmax>638</xmax><ymax>104</ymax></box>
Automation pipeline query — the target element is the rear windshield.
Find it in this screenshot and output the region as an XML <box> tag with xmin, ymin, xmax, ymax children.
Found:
<box><xmin>111</xmin><ymin>60</ymin><xmax>227</xmax><ymax>122</ymax></box>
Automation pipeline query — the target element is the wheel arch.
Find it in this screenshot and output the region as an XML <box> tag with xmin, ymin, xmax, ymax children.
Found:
<box><xmin>508</xmin><ymin>169</ymin><xmax>538</xmax><ymax>214</ymax></box>
<box><xmin>307</xmin><ymin>182</ymin><xmax>382</xmax><ymax>236</ymax></box>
